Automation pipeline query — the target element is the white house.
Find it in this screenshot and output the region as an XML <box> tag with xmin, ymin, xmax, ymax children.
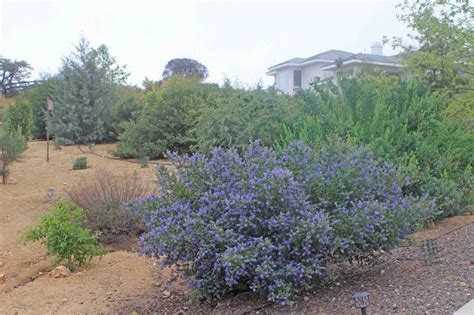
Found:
<box><xmin>266</xmin><ymin>43</ymin><xmax>403</xmax><ymax>94</ymax></box>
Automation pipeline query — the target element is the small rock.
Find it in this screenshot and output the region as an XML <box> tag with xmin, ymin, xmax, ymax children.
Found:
<box><xmin>0</xmin><ymin>261</ymin><xmax>4</xmax><ymax>268</ymax></box>
<box><xmin>0</xmin><ymin>273</ymin><xmax>5</xmax><ymax>282</ymax></box>
<box><xmin>380</xmin><ymin>269</ymin><xmax>385</xmax><ymax>274</ymax></box>
<box><xmin>303</xmin><ymin>296</ymin><xmax>309</xmax><ymax>301</ymax></box>
<box><xmin>49</xmin><ymin>266</ymin><xmax>71</xmax><ymax>278</ymax></box>
<box><xmin>62</xmin><ymin>298</ymin><xmax>68</xmax><ymax>302</ymax></box>
<box><xmin>162</xmin><ymin>290</ymin><xmax>171</xmax><ymax>298</ymax></box>
<box><xmin>154</xmin><ymin>282</ymin><xmax>162</xmax><ymax>287</ymax></box>
<box><xmin>459</xmin><ymin>282</ymin><xmax>468</xmax><ymax>288</ymax></box>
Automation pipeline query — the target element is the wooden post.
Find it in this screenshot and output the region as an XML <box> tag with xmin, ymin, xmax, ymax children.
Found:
<box><xmin>46</xmin><ymin>97</ymin><xmax>54</xmax><ymax>162</ymax></box>
<box><xmin>46</xmin><ymin>125</ymin><xmax>49</xmax><ymax>162</ymax></box>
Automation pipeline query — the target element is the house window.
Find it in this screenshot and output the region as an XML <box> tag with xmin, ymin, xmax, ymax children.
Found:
<box><xmin>293</xmin><ymin>70</ymin><xmax>302</xmax><ymax>88</ymax></box>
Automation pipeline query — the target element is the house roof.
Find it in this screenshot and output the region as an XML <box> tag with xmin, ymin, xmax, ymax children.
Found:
<box><xmin>321</xmin><ymin>53</ymin><xmax>403</xmax><ymax>70</ymax></box>
<box><xmin>343</xmin><ymin>53</ymin><xmax>401</xmax><ymax>63</ymax></box>
<box><xmin>268</xmin><ymin>57</ymin><xmax>305</xmax><ymax>70</ymax></box>
<box><xmin>267</xmin><ymin>49</ymin><xmax>404</xmax><ymax>75</ymax></box>
<box><xmin>267</xmin><ymin>49</ymin><xmax>354</xmax><ymax>71</ymax></box>
<box><xmin>302</xmin><ymin>49</ymin><xmax>354</xmax><ymax>63</ymax></box>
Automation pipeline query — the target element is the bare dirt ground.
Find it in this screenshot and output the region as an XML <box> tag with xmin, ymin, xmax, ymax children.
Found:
<box><xmin>0</xmin><ymin>141</ymin><xmax>187</xmax><ymax>313</ymax></box>
<box><xmin>0</xmin><ymin>141</ymin><xmax>472</xmax><ymax>314</ymax></box>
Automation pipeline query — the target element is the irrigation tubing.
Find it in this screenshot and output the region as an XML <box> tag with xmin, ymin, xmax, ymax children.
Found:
<box><xmin>76</xmin><ymin>144</ymin><xmax>174</xmax><ymax>166</ymax></box>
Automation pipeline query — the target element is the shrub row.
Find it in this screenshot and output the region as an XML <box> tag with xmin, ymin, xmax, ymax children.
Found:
<box><xmin>113</xmin><ymin>74</ymin><xmax>472</xmax><ymax>220</ymax></box>
<box><xmin>113</xmin><ymin>78</ymin><xmax>297</xmax><ymax>159</ymax></box>
<box><xmin>133</xmin><ymin>141</ymin><xmax>434</xmax><ymax>304</ymax></box>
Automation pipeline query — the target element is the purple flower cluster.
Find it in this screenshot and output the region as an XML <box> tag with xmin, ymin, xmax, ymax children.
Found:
<box><xmin>133</xmin><ymin>140</ymin><xmax>433</xmax><ymax>304</ymax></box>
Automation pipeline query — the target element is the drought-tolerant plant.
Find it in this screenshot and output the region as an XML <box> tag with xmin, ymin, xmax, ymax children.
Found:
<box><xmin>109</xmin><ymin>86</ymin><xmax>144</xmax><ymax>138</ymax></box>
<box><xmin>134</xmin><ymin>141</ymin><xmax>432</xmax><ymax>304</ymax></box>
<box><xmin>51</xmin><ymin>37</ymin><xmax>128</xmax><ymax>145</ymax></box>
<box><xmin>26</xmin><ymin>77</ymin><xmax>57</xmax><ymax>139</ymax></box>
<box><xmin>138</xmin><ymin>153</ymin><xmax>150</xmax><ymax>168</ymax></box>
<box><xmin>67</xmin><ymin>169</ymin><xmax>151</xmax><ymax>244</ymax></box>
<box><xmin>72</xmin><ymin>156</ymin><xmax>87</xmax><ymax>170</ymax></box>
<box><xmin>280</xmin><ymin>74</ymin><xmax>473</xmax><ymax>219</ymax></box>
<box><xmin>114</xmin><ymin>77</ymin><xmax>214</xmax><ymax>159</ymax></box>
<box><xmin>281</xmin><ymin>141</ymin><xmax>434</xmax><ymax>261</ymax></box>
<box><xmin>192</xmin><ymin>86</ymin><xmax>294</xmax><ymax>153</ymax></box>
<box><xmin>3</xmin><ymin>95</ymin><xmax>33</xmax><ymax>140</ymax></box>
<box><xmin>0</xmin><ymin>131</ymin><xmax>26</xmax><ymax>184</ymax></box>
<box><xmin>24</xmin><ymin>201</ymin><xmax>107</xmax><ymax>270</ymax></box>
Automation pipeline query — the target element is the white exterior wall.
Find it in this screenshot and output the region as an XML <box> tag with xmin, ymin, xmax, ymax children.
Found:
<box><xmin>300</xmin><ymin>62</ymin><xmax>330</xmax><ymax>89</ymax></box>
<box><xmin>274</xmin><ymin>67</ymin><xmax>294</xmax><ymax>94</ymax></box>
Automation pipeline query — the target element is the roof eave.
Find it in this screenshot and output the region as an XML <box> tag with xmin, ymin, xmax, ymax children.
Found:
<box><xmin>267</xmin><ymin>63</ymin><xmax>302</xmax><ymax>72</ymax></box>
<box><xmin>322</xmin><ymin>59</ymin><xmax>404</xmax><ymax>70</ymax></box>
<box><xmin>267</xmin><ymin>59</ymin><xmax>336</xmax><ymax>72</ymax></box>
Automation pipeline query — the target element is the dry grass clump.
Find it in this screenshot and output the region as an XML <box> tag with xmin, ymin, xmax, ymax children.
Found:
<box><xmin>67</xmin><ymin>169</ymin><xmax>153</xmax><ymax>245</ymax></box>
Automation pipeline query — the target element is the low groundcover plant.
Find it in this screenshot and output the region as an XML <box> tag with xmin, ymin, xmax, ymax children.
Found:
<box><xmin>133</xmin><ymin>141</ymin><xmax>434</xmax><ymax>304</ymax></box>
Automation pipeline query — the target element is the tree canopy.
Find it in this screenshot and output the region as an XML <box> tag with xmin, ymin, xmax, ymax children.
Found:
<box><xmin>51</xmin><ymin>37</ymin><xmax>128</xmax><ymax>145</ymax></box>
<box><xmin>162</xmin><ymin>58</ymin><xmax>209</xmax><ymax>81</ymax></box>
<box><xmin>390</xmin><ymin>0</ymin><xmax>473</xmax><ymax>91</ymax></box>
<box><xmin>0</xmin><ymin>58</ymin><xmax>33</xmax><ymax>97</ymax></box>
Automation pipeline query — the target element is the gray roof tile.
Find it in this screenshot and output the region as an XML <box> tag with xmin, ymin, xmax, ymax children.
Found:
<box><xmin>302</xmin><ymin>49</ymin><xmax>354</xmax><ymax>62</ymax></box>
<box><xmin>341</xmin><ymin>53</ymin><xmax>401</xmax><ymax>63</ymax></box>
<box><xmin>268</xmin><ymin>57</ymin><xmax>305</xmax><ymax>69</ymax></box>
<box><xmin>268</xmin><ymin>50</ymin><xmax>402</xmax><ymax>71</ymax></box>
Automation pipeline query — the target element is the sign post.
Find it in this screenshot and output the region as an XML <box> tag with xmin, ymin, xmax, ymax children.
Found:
<box><xmin>46</xmin><ymin>97</ymin><xmax>54</xmax><ymax>162</ymax></box>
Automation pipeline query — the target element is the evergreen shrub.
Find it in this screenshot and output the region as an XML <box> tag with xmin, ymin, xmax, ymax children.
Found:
<box><xmin>73</xmin><ymin>157</ymin><xmax>88</xmax><ymax>170</ymax></box>
<box><xmin>133</xmin><ymin>141</ymin><xmax>433</xmax><ymax>303</ymax></box>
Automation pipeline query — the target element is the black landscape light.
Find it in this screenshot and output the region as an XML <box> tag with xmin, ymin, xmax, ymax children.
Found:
<box><xmin>421</xmin><ymin>238</ymin><xmax>440</xmax><ymax>265</ymax></box>
<box><xmin>352</xmin><ymin>291</ymin><xmax>370</xmax><ymax>315</ymax></box>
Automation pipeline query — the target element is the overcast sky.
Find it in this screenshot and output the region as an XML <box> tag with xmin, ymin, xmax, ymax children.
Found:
<box><xmin>0</xmin><ymin>0</ymin><xmax>409</xmax><ymax>87</ymax></box>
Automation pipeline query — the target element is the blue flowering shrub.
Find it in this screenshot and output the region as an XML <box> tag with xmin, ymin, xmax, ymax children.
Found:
<box><xmin>282</xmin><ymin>142</ymin><xmax>434</xmax><ymax>262</ymax></box>
<box><xmin>134</xmin><ymin>141</ymin><xmax>434</xmax><ymax>304</ymax></box>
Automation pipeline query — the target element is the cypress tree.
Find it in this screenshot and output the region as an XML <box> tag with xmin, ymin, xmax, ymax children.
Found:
<box><xmin>51</xmin><ymin>37</ymin><xmax>128</xmax><ymax>145</ymax></box>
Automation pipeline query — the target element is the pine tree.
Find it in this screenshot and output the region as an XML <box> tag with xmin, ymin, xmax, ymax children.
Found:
<box><xmin>51</xmin><ymin>38</ymin><xmax>128</xmax><ymax>145</ymax></box>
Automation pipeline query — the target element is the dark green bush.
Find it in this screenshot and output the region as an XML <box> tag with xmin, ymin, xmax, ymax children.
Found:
<box><xmin>26</xmin><ymin>79</ymin><xmax>56</xmax><ymax>139</ymax></box>
<box><xmin>3</xmin><ymin>96</ymin><xmax>33</xmax><ymax>140</ymax></box>
<box><xmin>24</xmin><ymin>201</ymin><xmax>107</xmax><ymax>270</ymax></box>
<box><xmin>138</xmin><ymin>153</ymin><xmax>150</xmax><ymax>168</ymax></box>
<box><xmin>280</xmin><ymin>73</ymin><xmax>473</xmax><ymax>219</ymax></box>
<box><xmin>109</xmin><ymin>86</ymin><xmax>144</xmax><ymax>138</ymax></box>
<box><xmin>193</xmin><ymin>87</ymin><xmax>295</xmax><ymax>153</ymax></box>
<box><xmin>114</xmin><ymin>77</ymin><xmax>215</xmax><ymax>159</ymax></box>
<box><xmin>0</xmin><ymin>131</ymin><xmax>27</xmax><ymax>184</ymax></box>
<box><xmin>73</xmin><ymin>157</ymin><xmax>88</xmax><ymax>170</ymax></box>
